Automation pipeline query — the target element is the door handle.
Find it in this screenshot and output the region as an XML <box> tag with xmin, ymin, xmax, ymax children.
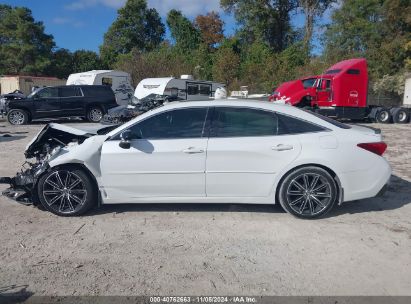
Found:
<box><xmin>182</xmin><ymin>147</ymin><xmax>204</xmax><ymax>154</ymax></box>
<box><xmin>272</xmin><ymin>144</ymin><xmax>293</xmax><ymax>151</ymax></box>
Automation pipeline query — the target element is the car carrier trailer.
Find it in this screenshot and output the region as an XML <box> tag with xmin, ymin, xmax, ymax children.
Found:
<box><xmin>269</xmin><ymin>58</ymin><xmax>411</xmax><ymax>123</ymax></box>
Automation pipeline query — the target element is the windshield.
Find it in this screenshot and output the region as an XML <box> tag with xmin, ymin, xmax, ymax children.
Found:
<box><xmin>304</xmin><ymin>110</ymin><xmax>352</xmax><ymax>129</ymax></box>
<box><xmin>27</xmin><ymin>88</ymin><xmax>42</xmax><ymax>98</ymax></box>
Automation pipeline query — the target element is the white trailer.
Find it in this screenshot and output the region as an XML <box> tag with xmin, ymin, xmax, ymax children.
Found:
<box><xmin>403</xmin><ymin>76</ymin><xmax>411</xmax><ymax>107</ymax></box>
<box><xmin>67</xmin><ymin>70</ymin><xmax>134</xmax><ymax>105</ymax></box>
<box><xmin>134</xmin><ymin>75</ymin><xmax>225</xmax><ymax>100</ymax></box>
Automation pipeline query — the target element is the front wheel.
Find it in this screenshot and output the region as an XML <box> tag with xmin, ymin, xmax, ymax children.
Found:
<box><xmin>87</xmin><ymin>106</ymin><xmax>104</xmax><ymax>122</ymax></box>
<box><xmin>7</xmin><ymin>109</ymin><xmax>29</xmax><ymax>125</ymax></box>
<box><xmin>278</xmin><ymin>166</ymin><xmax>338</xmax><ymax>219</ymax></box>
<box><xmin>37</xmin><ymin>167</ymin><xmax>97</xmax><ymax>216</ymax></box>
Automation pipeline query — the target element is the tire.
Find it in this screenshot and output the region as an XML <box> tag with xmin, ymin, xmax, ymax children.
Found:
<box><xmin>278</xmin><ymin>166</ymin><xmax>338</xmax><ymax>219</ymax></box>
<box><xmin>37</xmin><ymin>167</ymin><xmax>97</xmax><ymax>216</ymax></box>
<box><xmin>375</xmin><ymin>108</ymin><xmax>391</xmax><ymax>123</ymax></box>
<box><xmin>7</xmin><ymin>109</ymin><xmax>29</xmax><ymax>125</ymax></box>
<box><xmin>87</xmin><ymin>106</ymin><xmax>104</xmax><ymax>122</ymax></box>
<box><xmin>391</xmin><ymin>108</ymin><xmax>409</xmax><ymax>124</ymax></box>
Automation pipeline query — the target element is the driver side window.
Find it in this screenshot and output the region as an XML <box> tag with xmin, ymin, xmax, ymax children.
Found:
<box><xmin>129</xmin><ymin>107</ymin><xmax>208</xmax><ymax>139</ymax></box>
<box><xmin>36</xmin><ymin>87</ymin><xmax>58</xmax><ymax>99</ymax></box>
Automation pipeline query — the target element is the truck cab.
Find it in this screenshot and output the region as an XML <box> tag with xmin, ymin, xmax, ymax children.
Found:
<box><xmin>271</xmin><ymin>58</ymin><xmax>369</xmax><ymax>120</ymax></box>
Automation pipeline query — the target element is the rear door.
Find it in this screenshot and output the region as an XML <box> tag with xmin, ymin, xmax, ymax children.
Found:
<box><xmin>59</xmin><ymin>86</ymin><xmax>84</xmax><ymax>116</ymax></box>
<box><xmin>33</xmin><ymin>87</ymin><xmax>61</xmax><ymax>118</ymax></box>
<box><xmin>205</xmin><ymin>107</ymin><xmax>302</xmax><ymax>197</ymax></box>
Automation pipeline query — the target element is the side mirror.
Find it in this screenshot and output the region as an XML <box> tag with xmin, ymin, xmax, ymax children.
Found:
<box><xmin>119</xmin><ymin>130</ymin><xmax>132</xmax><ymax>149</ymax></box>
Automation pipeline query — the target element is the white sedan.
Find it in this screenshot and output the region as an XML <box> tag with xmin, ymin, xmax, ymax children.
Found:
<box><xmin>1</xmin><ymin>100</ymin><xmax>391</xmax><ymax>219</ymax></box>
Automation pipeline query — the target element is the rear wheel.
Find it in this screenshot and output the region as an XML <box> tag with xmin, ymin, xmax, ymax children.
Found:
<box><xmin>87</xmin><ymin>106</ymin><xmax>103</xmax><ymax>122</ymax></box>
<box><xmin>7</xmin><ymin>109</ymin><xmax>28</xmax><ymax>125</ymax></box>
<box><xmin>375</xmin><ymin>108</ymin><xmax>391</xmax><ymax>123</ymax></box>
<box><xmin>278</xmin><ymin>166</ymin><xmax>338</xmax><ymax>219</ymax></box>
<box><xmin>391</xmin><ymin>108</ymin><xmax>409</xmax><ymax>124</ymax></box>
<box><xmin>37</xmin><ymin>167</ymin><xmax>97</xmax><ymax>216</ymax></box>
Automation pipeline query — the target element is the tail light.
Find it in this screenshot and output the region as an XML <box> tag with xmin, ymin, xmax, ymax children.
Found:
<box><xmin>357</xmin><ymin>142</ymin><xmax>387</xmax><ymax>156</ymax></box>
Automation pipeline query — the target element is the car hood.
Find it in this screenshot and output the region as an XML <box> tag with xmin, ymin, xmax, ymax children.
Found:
<box><xmin>25</xmin><ymin>123</ymin><xmax>115</xmax><ymax>158</ymax></box>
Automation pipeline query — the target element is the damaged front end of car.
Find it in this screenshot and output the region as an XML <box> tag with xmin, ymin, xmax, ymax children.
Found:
<box><xmin>0</xmin><ymin>123</ymin><xmax>94</xmax><ymax>205</ymax></box>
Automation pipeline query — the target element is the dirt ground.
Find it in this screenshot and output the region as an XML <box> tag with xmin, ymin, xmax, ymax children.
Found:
<box><xmin>0</xmin><ymin>117</ymin><xmax>410</xmax><ymax>297</ymax></box>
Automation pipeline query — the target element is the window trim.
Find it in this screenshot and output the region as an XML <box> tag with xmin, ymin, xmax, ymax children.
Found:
<box><xmin>208</xmin><ymin>106</ymin><xmax>330</xmax><ymax>138</ymax></box>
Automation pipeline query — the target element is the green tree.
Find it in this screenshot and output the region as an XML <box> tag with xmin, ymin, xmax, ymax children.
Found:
<box><xmin>299</xmin><ymin>0</ymin><xmax>335</xmax><ymax>49</ymax></box>
<box><xmin>324</xmin><ymin>0</ymin><xmax>411</xmax><ymax>79</ymax></box>
<box><xmin>0</xmin><ymin>5</ymin><xmax>55</xmax><ymax>75</ymax></box>
<box><xmin>166</xmin><ymin>9</ymin><xmax>201</xmax><ymax>52</ymax></box>
<box><xmin>100</xmin><ymin>0</ymin><xmax>165</xmax><ymax>67</ymax></box>
<box><xmin>212</xmin><ymin>38</ymin><xmax>241</xmax><ymax>88</ymax></box>
<box><xmin>48</xmin><ymin>48</ymin><xmax>73</xmax><ymax>79</ymax></box>
<box><xmin>73</xmin><ymin>50</ymin><xmax>105</xmax><ymax>72</ymax></box>
<box><xmin>221</xmin><ymin>0</ymin><xmax>298</xmax><ymax>51</ymax></box>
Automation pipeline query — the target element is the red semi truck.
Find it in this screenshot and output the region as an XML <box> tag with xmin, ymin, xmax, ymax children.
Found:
<box><xmin>269</xmin><ymin>58</ymin><xmax>410</xmax><ymax>123</ymax></box>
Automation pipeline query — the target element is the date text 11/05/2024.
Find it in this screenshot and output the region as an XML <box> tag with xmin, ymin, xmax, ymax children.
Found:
<box><xmin>149</xmin><ymin>296</ymin><xmax>257</xmax><ymax>303</ymax></box>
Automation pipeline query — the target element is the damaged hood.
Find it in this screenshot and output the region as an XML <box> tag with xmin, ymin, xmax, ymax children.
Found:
<box><xmin>25</xmin><ymin>123</ymin><xmax>116</xmax><ymax>158</ymax></box>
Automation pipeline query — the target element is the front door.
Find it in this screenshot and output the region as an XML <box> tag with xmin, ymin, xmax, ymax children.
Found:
<box><xmin>315</xmin><ymin>78</ymin><xmax>332</xmax><ymax>107</ymax></box>
<box><xmin>206</xmin><ymin>107</ymin><xmax>302</xmax><ymax>197</ymax></box>
<box><xmin>100</xmin><ymin>107</ymin><xmax>209</xmax><ymax>203</ymax></box>
<box><xmin>33</xmin><ymin>87</ymin><xmax>61</xmax><ymax>118</ymax></box>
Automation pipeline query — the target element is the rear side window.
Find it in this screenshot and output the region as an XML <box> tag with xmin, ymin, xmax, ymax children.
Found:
<box><xmin>130</xmin><ymin>107</ymin><xmax>208</xmax><ymax>139</ymax></box>
<box><xmin>81</xmin><ymin>86</ymin><xmax>113</xmax><ymax>98</ymax></box>
<box><xmin>277</xmin><ymin>113</ymin><xmax>327</xmax><ymax>134</ymax></box>
<box><xmin>60</xmin><ymin>86</ymin><xmax>82</xmax><ymax>97</ymax></box>
<box><xmin>211</xmin><ymin>107</ymin><xmax>278</xmax><ymax>137</ymax></box>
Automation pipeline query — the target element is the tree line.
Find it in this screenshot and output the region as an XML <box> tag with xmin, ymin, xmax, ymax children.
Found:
<box><xmin>0</xmin><ymin>0</ymin><xmax>410</xmax><ymax>97</ymax></box>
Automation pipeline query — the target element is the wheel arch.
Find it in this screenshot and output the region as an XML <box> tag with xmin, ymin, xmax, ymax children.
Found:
<box><xmin>8</xmin><ymin>107</ymin><xmax>32</xmax><ymax>121</ymax></box>
<box><xmin>274</xmin><ymin>163</ymin><xmax>343</xmax><ymax>205</ymax></box>
<box><xmin>35</xmin><ymin>163</ymin><xmax>101</xmax><ymax>206</ymax></box>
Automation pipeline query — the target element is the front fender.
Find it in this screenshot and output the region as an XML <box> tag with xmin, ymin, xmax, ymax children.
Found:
<box><xmin>48</xmin><ymin>135</ymin><xmax>107</xmax><ymax>180</ymax></box>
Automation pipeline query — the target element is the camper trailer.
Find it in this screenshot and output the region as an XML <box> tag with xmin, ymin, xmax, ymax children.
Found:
<box><xmin>134</xmin><ymin>75</ymin><xmax>225</xmax><ymax>100</ymax></box>
<box><xmin>67</xmin><ymin>70</ymin><xmax>134</xmax><ymax>106</ymax></box>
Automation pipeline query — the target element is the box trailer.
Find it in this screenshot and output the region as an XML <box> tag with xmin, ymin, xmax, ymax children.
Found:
<box><xmin>134</xmin><ymin>75</ymin><xmax>225</xmax><ymax>100</ymax></box>
<box><xmin>0</xmin><ymin>76</ymin><xmax>66</xmax><ymax>96</ymax></box>
<box><xmin>67</xmin><ymin>70</ymin><xmax>134</xmax><ymax>106</ymax></box>
<box><xmin>270</xmin><ymin>58</ymin><xmax>410</xmax><ymax>123</ymax></box>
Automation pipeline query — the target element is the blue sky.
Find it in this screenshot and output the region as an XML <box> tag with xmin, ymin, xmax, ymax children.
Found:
<box><xmin>3</xmin><ymin>0</ymin><xmax>327</xmax><ymax>53</ymax></box>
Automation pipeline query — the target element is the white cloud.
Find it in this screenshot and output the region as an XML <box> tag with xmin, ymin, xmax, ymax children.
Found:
<box><xmin>65</xmin><ymin>0</ymin><xmax>126</xmax><ymax>10</ymax></box>
<box><xmin>65</xmin><ymin>0</ymin><xmax>222</xmax><ymax>17</ymax></box>
<box><xmin>52</xmin><ymin>17</ymin><xmax>85</xmax><ymax>28</ymax></box>
<box><xmin>147</xmin><ymin>0</ymin><xmax>222</xmax><ymax>17</ymax></box>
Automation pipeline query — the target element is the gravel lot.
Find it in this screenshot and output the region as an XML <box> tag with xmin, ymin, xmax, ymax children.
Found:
<box><xmin>0</xmin><ymin>118</ymin><xmax>411</xmax><ymax>297</ymax></box>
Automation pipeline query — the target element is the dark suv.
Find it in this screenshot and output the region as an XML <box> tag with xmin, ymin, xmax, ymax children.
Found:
<box><xmin>7</xmin><ymin>85</ymin><xmax>118</xmax><ymax>125</ymax></box>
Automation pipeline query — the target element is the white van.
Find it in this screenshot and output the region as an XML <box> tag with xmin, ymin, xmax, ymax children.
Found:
<box><xmin>67</xmin><ymin>70</ymin><xmax>134</xmax><ymax>105</ymax></box>
<box><xmin>134</xmin><ymin>75</ymin><xmax>225</xmax><ymax>100</ymax></box>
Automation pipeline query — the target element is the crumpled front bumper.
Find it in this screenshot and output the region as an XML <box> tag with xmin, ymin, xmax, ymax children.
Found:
<box><xmin>0</xmin><ymin>162</ymin><xmax>48</xmax><ymax>206</ymax></box>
